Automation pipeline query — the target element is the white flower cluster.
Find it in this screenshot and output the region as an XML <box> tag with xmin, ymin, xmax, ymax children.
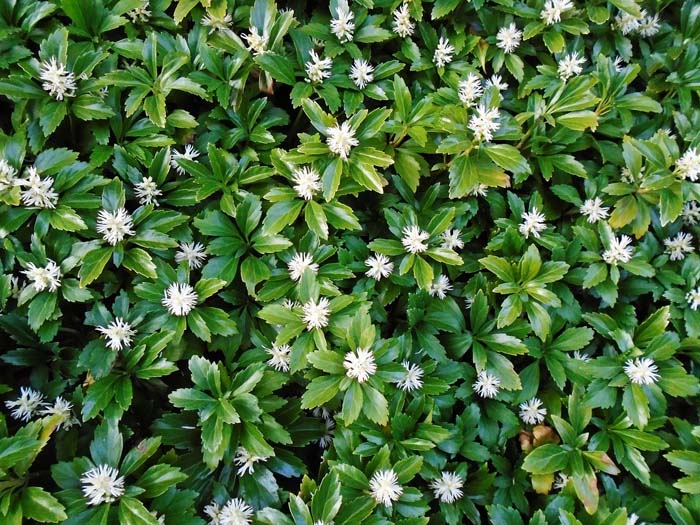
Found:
<box><xmin>4</xmin><ymin>387</ymin><xmax>76</xmax><ymax>429</ymax></box>
<box><xmin>330</xmin><ymin>0</ymin><xmax>355</xmax><ymax>43</ymax></box>
<box><xmin>615</xmin><ymin>9</ymin><xmax>661</xmax><ymax>37</ymax></box>
<box><xmin>16</xmin><ymin>166</ymin><xmax>58</xmax><ymax>208</ymax></box>
<box><xmin>39</xmin><ymin>57</ymin><xmax>77</xmax><ymax>100</ymax></box>
<box><xmin>540</xmin><ymin>0</ymin><xmax>574</xmax><ymax>25</ymax></box>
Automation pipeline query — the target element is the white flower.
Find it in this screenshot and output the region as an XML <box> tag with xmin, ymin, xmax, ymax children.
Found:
<box><xmin>486</xmin><ymin>74</ymin><xmax>509</xmax><ymax>92</ymax></box>
<box><xmin>40</xmin><ymin>396</ymin><xmax>77</xmax><ymax>430</ymax></box>
<box><xmin>234</xmin><ymin>447</ymin><xmax>268</xmax><ymax>476</ymax></box>
<box><xmin>572</xmin><ymin>350</ymin><xmax>591</xmax><ymax>362</ymax></box>
<box><xmin>80</xmin><ymin>464</ymin><xmax>126</xmax><ymax>506</ymax></box>
<box><xmin>472</xmin><ymin>370</ymin><xmax>500</xmax><ymax>398</ymax></box>
<box><xmin>369</xmin><ymin>469</ymin><xmax>403</xmax><ymax>507</ymax></box>
<box><xmin>554</xmin><ymin>473</ymin><xmax>570</xmax><ymax>490</ymax></box>
<box><xmin>282</xmin><ymin>298</ymin><xmax>301</xmax><ymax>309</ymax></box>
<box><xmin>676</xmin><ymin>148</ymin><xmax>700</xmax><ymax>181</ymax></box>
<box><xmin>23</xmin><ymin>260</ymin><xmax>62</xmax><ymax>293</ymax></box>
<box><xmin>343</xmin><ymin>347</ymin><xmax>377</xmax><ymax>383</ymax></box>
<box><xmin>468</xmin><ymin>104</ymin><xmax>501</xmax><ymax>142</ymax></box>
<box><xmin>496</xmin><ymin>23</ymin><xmax>522</xmax><ymax>54</ymax></box>
<box><xmin>613</xmin><ymin>56</ymin><xmax>626</xmax><ymax>72</ymax></box>
<box><xmin>292</xmin><ymin>166</ymin><xmax>321</xmax><ymax>200</ymax></box>
<box><xmin>242</xmin><ymin>27</ymin><xmax>268</xmax><ymax>55</ymax></box>
<box><xmin>540</xmin><ymin>0</ymin><xmax>574</xmax><ymax>25</ymax></box>
<box><xmin>558</xmin><ymin>51</ymin><xmax>586</xmax><ymax>81</ymax></box>
<box><xmin>16</xmin><ymin>166</ymin><xmax>58</xmax><ymax>208</ymax></box>
<box><xmin>39</xmin><ymin>57</ymin><xmax>77</xmax><ymax>100</ymax></box>
<box><xmin>686</xmin><ymin>288</ymin><xmax>700</xmax><ymax>311</ymax></box>
<box><xmin>469</xmin><ymin>183</ymin><xmax>489</xmax><ymax>197</ymax></box>
<box><xmin>219</xmin><ymin>498</ymin><xmax>254</xmax><ymax>525</ymax></box>
<box><xmin>266</xmin><ymin>344</ymin><xmax>291</xmax><ymax>372</ymax></box>
<box><xmin>127</xmin><ymin>2</ymin><xmax>151</xmax><ymax>23</ymax></box>
<box><xmin>96</xmin><ymin>208</ymin><xmax>135</xmax><ymax>245</ymax></box>
<box><xmin>457</xmin><ymin>73</ymin><xmax>483</xmax><ymax>107</ymax></box>
<box><xmin>433</xmin><ymin>36</ymin><xmax>455</xmax><ymax>67</ymax></box>
<box><xmin>201</xmin><ymin>13</ymin><xmax>233</xmax><ymax>34</ymax></box>
<box><xmin>162</xmin><ymin>283</ymin><xmax>198</xmax><ymax>316</ymax></box>
<box><xmin>4</xmin><ymin>387</ymin><xmax>44</xmax><ymax>421</ymax></box>
<box><xmin>330</xmin><ymin>0</ymin><xmax>355</xmax><ymax>43</ymax></box>
<box><xmin>519</xmin><ymin>208</ymin><xmax>547</xmax><ymax>239</ymax></box>
<box><xmin>317</xmin><ymin>417</ymin><xmax>335</xmax><ymax>448</ymax></box>
<box><xmin>175</xmin><ymin>241</ymin><xmax>208</xmax><ymax>269</ymax></box>
<box><xmin>624</xmin><ymin>357</ymin><xmax>660</xmax><ymax>385</ymax></box>
<box><xmin>302</xmin><ymin>297</ymin><xmax>331</xmax><ymax>330</ymax></box>
<box><xmin>305</xmin><ymin>50</ymin><xmax>333</xmax><ymax>83</ymax></box>
<box><xmin>204</xmin><ymin>502</ymin><xmax>223</xmax><ymax>525</ymax></box>
<box><xmin>0</xmin><ymin>158</ymin><xmax>18</xmax><ymax>192</ymax></box>
<box><xmin>429</xmin><ymin>274</ymin><xmax>453</xmax><ymax>299</ymax></box>
<box><xmin>326</xmin><ymin>121</ymin><xmax>359</xmax><ymax>159</ymax></box>
<box><xmin>134</xmin><ymin>176</ymin><xmax>161</xmax><ymax>206</ymax></box>
<box><xmin>10</xmin><ymin>276</ymin><xmax>21</xmax><ymax>298</ymax></box>
<box><xmin>519</xmin><ymin>397</ymin><xmax>547</xmax><ymax>424</ymax></box>
<box><xmin>171</xmin><ymin>144</ymin><xmax>200</xmax><ymax>175</ymax></box>
<box><xmin>627</xmin><ymin>513</ymin><xmax>642</xmax><ymax>525</ymax></box>
<box><xmin>664</xmin><ymin>232</ymin><xmax>694</xmax><ymax>261</ymax></box>
<box><xmin>397</xmin><ymin>361</ymin><xmax>424</xmax><ymax>391</ymax></box>
<box><xmin>350</xmin><ymin>58</ymin><xmax>374</xmax><ymax>89</ymax></box>
<box><xmin>97</xmin><ymin>317</ymin><xmax>136</xmax><ymax>351</ymax></box>
<box><xmin>287</xmin><ymin>252</ymin><xmax>319</xmax><ymax>281</ymax></box>
<box><xmin>683</xmin><ymin>201</ymin><xmax>700</xmax><ymax>225</ymax></box>
<box><xmin>365</xmin><ymin>253</ymin><xmax>393</xmax><ymax>280</ymax></box>
<box><xmin>392</xmin><ymin>3</ymin><xmax>414</xmax><ymax>37</ymax></box>
<box><xmin>615</xmin><ymin>9</ymin><xmax>645</xmax><ymax>35</ymax></box>
<box><xmin>430</xmin><ymin>471</ymin><xmax>464</xmax><ymax>503</ymax></box>
<box><xmin>580</xmin><ymin>197</ymin><xmax>609</xmax><ymax>223</ymax></box>
<box><xmin>401</xmin><ymin>225</ymin><xmax>430</xmax><ymax>254</ymax></box>
<box><xmin>602</xmin><ymin>235</ymin><xmax>634</xmax><ymax>265</ymax></box>
<box><xmin>312</xmin><ymin>407</ymin><xmax>332</xmax><ymax>421</ymax></box>
<box><xmin>440</xmin><ymin>229</ymin><xmax>464</xmax><ymax>250</ymax></box>
<box><xmin>638</xmin><ymin>14</ymin><xmax>660</xmax><ymax>37</ymax></box>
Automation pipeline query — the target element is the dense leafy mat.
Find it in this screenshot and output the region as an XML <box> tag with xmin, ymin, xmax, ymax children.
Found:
<box><xmin>1</xmin><ymin>0</ymin><xmax>700</xmax><ymax>524</ymax></box>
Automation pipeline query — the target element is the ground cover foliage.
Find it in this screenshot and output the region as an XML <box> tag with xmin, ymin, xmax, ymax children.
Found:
<box><xmin>1</xmin><ymin>0</ymin><xmax>700</xmax><ymax>523</ymax></box>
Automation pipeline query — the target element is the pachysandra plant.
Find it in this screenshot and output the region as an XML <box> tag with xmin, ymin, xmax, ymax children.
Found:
<box><xmin>1</xmin><ymin>0</ymin><xmax>700</xmax><ymax>524</ymax></box>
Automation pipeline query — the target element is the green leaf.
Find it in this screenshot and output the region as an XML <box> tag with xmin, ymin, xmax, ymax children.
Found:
<box><xmin>301</xmin><ymin>376</ymin><xmax>342</xmax><ymax>409</ymax></box>
<box><xmin>622</xmin><ymin>384</ymin><xmax>649</xmax><ymax>428</ymax></box>
<box><xmin>122</xmin><ymin>248</ymin><xmax>157</xmax><ymax>278</ymax></box>
<box><xmin>255</xmin><ymin>53</ymin><xmax>296</xmax><ymax>85</ymax></box>
<box><xmin>240</xmin><ymin>256</ymin><xmax>270</xmax><ymax>296</ymax></box>
<box><xmin>305</xmin><ymin>200</ymin><xmax>329</xmax><ymax>239</ymax></box>
<box><xmin>557</xmin><ymin>111</ymin><xmax>598</xmax><ymax>131</ymax></box>
<box><xmin>431</xmin><ymin>0</ymin><xmax>461</xmax><ymax>19</ymax></box>
<box><xmin>311</xmin><ymin>471</ymin><xmax>342</xmax><ymax>522</ymax></box>
<box><xmin>522</xmin><ymin>444</ymin><xmax>570</xmax><ymax>474</ymax></box>
<box><xmin>79</xmin><ymin>247</ymin><xmax>112</xmax><ymax>287</ymax></box>
<box><xmin>342</xmin><ymin>380</ymin><xmax>363</xmax><ymax>425</ymax></box>
<box><xmin>549</xmin><ymin>327</ymin><xmax>594</xmax><ymax>352</ymax></box>
<box><xmin>485</xmin><ymin>144</ymin><xmax>531</xmax><ymax>175</ymax></box>
<box><xmin>118</xmin><ymin>497</ymin><xmax>160</xmax><ymax>525</ymax></box>
<box><xmin>289</xmin><ymin>494</ymin><xmax>313</xmax><ymax>525</ymax></box>
<box><xmin>72</xmin><ymin>95</ymin><xmax>115</xmax><ymax>120</ymax></box>
<box><xmin>0</xmin><ymin>436</ymin><xmax>41</xmax><ymax>469</ymax></box>
<box><xmin>413</xmin><ymin>255</ymin><xmax>434</xmax><ymax>290</ymax></box>
<box><xmin>136</xmin><ymin>464</ymin><xmax>187</xmax><ymax>498</ymax></box>
<box><xmin>480</xmin><ymin>255</ymin><xmax>514</xmax><ymax>282</ymax></box>
<box><xmin>49</xmin><ymin>205</ymin><xmax>87</xmax><ymax>231</ymax></box>
<box><xmin>27</xmin><ymin>292</ymin><xmax>57</xmax><ymax>331</ymax></box>
<box><xmin>361</xmin><ymin>384</ymin><xmax>388</xmax><ymax>425</ymax></box>
<box><xmin>21</xmin><ymin>487</ymin><xmax>67</xmax><ymax>523</ymax></box>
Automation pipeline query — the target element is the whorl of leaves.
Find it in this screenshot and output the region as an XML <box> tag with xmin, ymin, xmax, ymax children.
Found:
<box><xmin>1</xmin><ymin>0</ymin><xmax>700</xmax><ymax>524</ymax></box>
